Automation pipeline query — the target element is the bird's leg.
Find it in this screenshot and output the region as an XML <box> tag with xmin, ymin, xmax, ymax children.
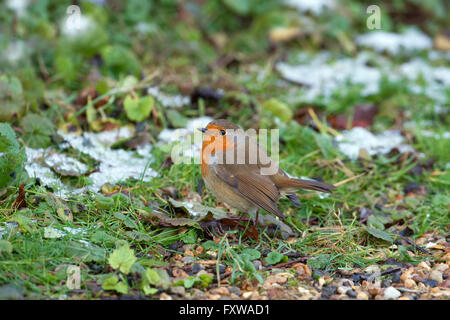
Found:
<box><xmin>254</xmin><ymin>210</ymin><xmax>259</xmax><ymax>227</ymax></box>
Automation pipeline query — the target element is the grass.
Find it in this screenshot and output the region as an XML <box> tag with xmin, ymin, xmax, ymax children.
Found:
<box><xmin>1</xmin><ymin>97</ymin><xmax>448</xmax><ymax>298</ymax></box>
<box><xmin>0</xmin><ymin>0</ymin><xmax>449</xmax><ymax>299</ymax></box>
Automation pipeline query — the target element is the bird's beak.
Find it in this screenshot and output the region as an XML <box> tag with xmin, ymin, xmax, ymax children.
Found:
<box><xmin>198</xmin><ymin>127</ymin><xmax>207</xmax><ymax>133</ymax></box>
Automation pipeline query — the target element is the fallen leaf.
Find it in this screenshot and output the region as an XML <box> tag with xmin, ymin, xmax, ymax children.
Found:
<box><xmin>11</xmin><ymin>183</ymin><xmax>26</xmax><ymax>210</ymax></box>
<box><xmin>108</xmin><ymin>243</ymin><xmax>137</xmax><ymax>274</ymax></box>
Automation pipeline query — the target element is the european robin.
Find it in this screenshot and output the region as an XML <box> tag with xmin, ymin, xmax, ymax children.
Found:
<box><xmin>199</xmin><ymin>119</ymin><xmax>336</xmax><ymax>225</ymax></box>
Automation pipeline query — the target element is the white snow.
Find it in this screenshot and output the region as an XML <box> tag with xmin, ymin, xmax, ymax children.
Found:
<box><xmin>25</xmin><ymin>127</ymin><xmax>158</xmax><ymax>197</ymax></box>
<box><xmin>285</xmin><ymin>0</ymin><xmax>335</xmax><ymax>15</ymax></box>
<box><xmin>355</xmin><ymin>28</ymin><xmax>432</xmax><ymax>55</ymax></box>
<box><xmin>59</xmin><ymin>127</ymin><xmax>158</xmax><ymax>192</ymax></box>
<box><xmin>158</xmin><ymin>116</ymin><xmax>213</xmax><ymax>163</ymax></box>
<box><xmin>147</xmin><ymin>86</ymin><xmax>190</xmax><ymax>108</ymax></box>
<box><xmin>276</xmin><ymin>51</ymin><xmax>382</xmax><ymax>102</ymax></box>
<box><xmin>335</xmin><ymin>127</ymin><xmax>414</xmax><ymax>160</ymax></box>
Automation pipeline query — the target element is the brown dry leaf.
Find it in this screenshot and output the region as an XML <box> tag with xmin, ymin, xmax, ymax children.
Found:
<box><xmin>434</xmin><ymin>34</ymin><xmax>450</xmax><ymax>51</ymax></box>
<box><xmin>198</xmin><ymin>218</ymin><xmax>259</xmax><ymax>240</ymax></box>
<box><xmin>328</xmin><ymin>104</ymin><xmax>379</xmax><ymax>130</ymax></box>
<box><xmin>11</xmin><ymin>183</ymin><xmax>26</xmax><ymax>210</ymax></box>
<box><xmin>75</xmin><ymin>85</ymin><xmax>98</xmax><ymax>109</ymax></box>
<box><xmin>138</xmin><ymin>209</ymin><xmax>196</xmax><ymax>227</ymax></box>
<box><xmin>269</xmin><ymin>27</ymin><xmax>302</xmax><ymax>43</ymax></box>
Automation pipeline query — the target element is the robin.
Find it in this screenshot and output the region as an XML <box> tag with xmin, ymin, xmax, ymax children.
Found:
<box><xmin>199</xmin><ymin>119</ymin><xmax>336</xmax><ymax>225</ymax></box>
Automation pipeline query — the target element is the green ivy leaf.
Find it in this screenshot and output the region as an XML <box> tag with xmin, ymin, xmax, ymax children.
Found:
<box><xmin>144</xmin><ymin>268</ymin><xmax>161</xmax><ymax>286</ymax></box>
<box><xmin>108</xmin><ymin>243</ymin><xmax>137</xmax><ymax>274</ymax></box>
<box><xmin>222</xmin><ymin>0</ymin><xmax>251</xmax><ymax>15</ymax></box>
<box><xmin>166</xmin><ymin>109</ymin><xmax>188</xmax><ymax>128</ymax></box>
<box><xmin>19</xmin><ymin>113</ymin><xmax>55</xmax><ymax>148</ymax></box>
<box><xmin>123</xmin><ymin>94</ymin><xmax>154</xmax><ymax>122</ymax></box>
<box><xmin>199</xmin><ymin>274</ymin><xmax>213</xmax><ymax>288</ymax></box>
<box><xmin>101</xmin><ymin>45</ymin><xmax>141</xmax><ymax>77</ymax></box>
<box><xmin>142</xmin><ymin>285</ymin><xmax>158</xmax><ymax>295</ymax></box>
<box><xmin>0</xmin><ymin>75</ymin><xmax>25</xmax><ymax>121</ymax></box>
<box><xmin>183</xmin><ymin>276</ymin><xmax>198</xmax><ymax>289</ymax></box>
<box><xmin>307</xmin><ymin>254</ymin><xmax>331</xmax><ymax>269</ymax></box>
<box><xmin>201</xmin><ymin>240</ymin><xmax>218</xmax><ymax>251</ymax></box>
<box><xmin>262</xmin><ymin>98</ymin><xmax>292</xmax><ymax>123</ymax></box>
<box><xmin>0</xmin><ymin>123</ymin><xmax>26</xmax><ymax>189</ymax></box>
<box><xmin>181</xmin><ymin>229</ymin><xmax>198</xmax><ymax>244</ymax></box>
<box><xmin>264</xmin><ymin>251</ymin><xmax>286</xmax><ymax>265</ymax></box>
<box><xmin>95</xmin><ymin>195</ymin><xmax>115</xmax><ymax>210</ymax></box>
<box><xmin>0</xmin><ymin>240</ymin><xmax>13</xmax><ymax>255</ymax></box>
<box><xmin>241</xmin><ymin>248</ymin><xmax>261</xmax><ymax>260</ymax></box>
<box><xmin>365</xmin><ymin>227</ymin><xmax>394</xmax><ymax>242</ymax></box>
<box><xmin>102</xmin><ymin>275</ymin><xmax>129</xmax><ymax>294</ymax></box>
<box><xmin>114</xmin><ymin>212</ymin><xmax>138</xmax><ymax>229</ymax></box>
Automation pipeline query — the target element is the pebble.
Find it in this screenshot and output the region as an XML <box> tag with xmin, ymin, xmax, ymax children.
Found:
<box><xmin>429</xmin><ymin>270</ymin><xmax>443</xmax><ymax>283</ymax></box>
<box><xmin>346</xmin><ymin>289</ymin><xmax>357</xmax><ymax>298</ymax></box>
<box><xmin>195</xmin><ymin>246</ymin><xmax>204</xmax><ymax>255</ymax></box>
<box><xmin>383</xmin><ymin>286</ymin><xmax>401</xmax><ymax>299</ymax></box>
<box><xmin>404</xmin><ymin>278</ymin><xmax>416</xmax><ymax>289</ymax></box>
<box><xmin>182</xmin><ymin>245</ymin><xmax>194</xmax><ymax>251</ymax></box>
<box><xmin>439</xmin><ymin>279</ymin><xmax>450</xmax><ymax>288</ymax></box>
<box><xmin>182</xmin><ymin>256</ymin><xmax>194</xmax><ymax>264</ymax></box>
<box><xmin>210</xmin><ymin>286</ymin><xmax>230</xmax><ymax>296</ymax></box>
<box><xmin>218</xmin><ymin>264</ymin><xmax>226</xmax><ymax>274</ymax></box>
<box><xmin>391</xmin><ymin>271</ymin><xmax>401</xmax><ymax>283</ymax></box>
<box><xmin>433</xmin><ymin>263</ymin><xmax>448</xmax><ymax>273</ymax></box>
<box><xmin>196</xmin><ymin>270</ymin><xmax>214</xmax><ymax>278</ymax></box>
<box><xmin>337</xmin><ymin>286</ymin><xmax>349</xmax><ymax>294</ymax></box>
<box><xmin>265</xmin><ymin>275</ymin><xmax>287</xmax><ymax>286</ymax></box>
<box><xmin>169</xmin><ymin>286</ymin><xmax>186</xmax><ymax>296</ymax></box>
<box><xmin>337</xmin><ymin>279</ymin><xmax>353</xmax><ymax>287</ymax></box>
<box><xmin>191</xmin><ymin>288</ymin><xmax>206</xmax><ymax>298</ymax></box>
<box><xmin>293</xmin><ymin>263</ymin><xmax>311</xmax><ymax>276</ymax></box>
<box><xmin>192</xmin><ymin>263</ymin><xmax>203</xmax><ymax>274</ymax></box>
<box><xmin>418</xmin><ymin>261</ymin><xmax>431</xmax><ymax>271</ymax></box>
<box><xmin>206</xmin><ymin>250</ymin><xmax>217</xmax><ymax>258</ymax></box>
<box><xmin>381</xmin><ymin>279</ymin><xmax>391</xmax><ymax>288</ymax></box>
<box><xmin>423</xmin><ymin>279</ymin><xmax>438</xmax><ymax>288</ymax></box>
<box><xmin>228</xmin><ymin>286</ymin><xmax>241</xmax><ymax>296</ymax></box>
<box><xmin>356</xmin><ymin>291</ymin><xmax>368</xmax><ymax>300</ymax></box>
<box><xmin>365</xmin><ymin>265</ymin><xmax>381</xmax><ymax>274</ymax></box>
<box><xmin>172</xmin><ymin>268</ymin><xmax>189</xmax><ymax>279</ymax></box>
<box><xmin>368</xmin><ymin>286</ymin><xmax>380</xmax><ymax>296</ymax></box>
<box><xmin>159</xmin><ymin>293</ymin><xmax>172</xmax><ymax>300</ymax></box>
<box><xmin>242</xmin><ymin>291</ymin><xmax>254</xmax><ymax>299</ymax></box>
<box><xmin>252</xmin><ymin>260</ymin><xmax>262</xmax><ymax>271</ymax></box>
<box><xmin>400</xmin><ymin>268</ymin><xmax>414</xmax><ymax>282</ymax></box>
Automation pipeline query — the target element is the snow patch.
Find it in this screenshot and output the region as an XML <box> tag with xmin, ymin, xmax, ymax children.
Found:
<box><xmin>59</xmin><ymin>127</ymin><xmax>158</xmax><ymax>192</ymax></box>
<box><xmin>147</xmin><ymin>86</ymin><xmax>190</xmax><ymax>108</ymax></box>
<box><xmin>285</xmin><ymin>0</ymin><xmax>335</xmax><ymax>15</ymax></box>
<box><xmin>158</xmin><ymin>116</ymin><xmax>213</xmax><ymax>161</ymax></box>
<box><xmin>276</xmin><ymin>52</ymin><xmax>382</xmax><ymax>102</ymax></box>
<box><xmin>355</xmin><ymin>28</ymin><xmax>432</xmax><ymax>55</ymax></box>
<box><xmin>335</xmin><ymin>127</ymin><xmax>414</xmax><ymax>160</ymax></box>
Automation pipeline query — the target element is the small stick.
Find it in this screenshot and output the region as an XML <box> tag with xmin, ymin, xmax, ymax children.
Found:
<box><xmin>334</xmin><ymin>173</ymin><xmax>365</xmax><ymax>187</ymax></box>
<box><xmin>263</xmin><ymin>257</ymin><xmax>310</xmax><ymax>270</ymax></box>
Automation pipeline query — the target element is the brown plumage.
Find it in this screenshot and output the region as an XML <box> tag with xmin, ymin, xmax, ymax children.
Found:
<box><xmin>200</xmin><ymin>119</ymin><xmax>336</xmax><ymax>222</ymax></box>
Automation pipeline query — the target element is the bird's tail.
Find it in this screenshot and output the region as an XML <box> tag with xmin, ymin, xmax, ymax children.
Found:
<box><xmin>277</xmin><ymin>177</ymin><xmax>336</xmax><ymax>193</ymax></box>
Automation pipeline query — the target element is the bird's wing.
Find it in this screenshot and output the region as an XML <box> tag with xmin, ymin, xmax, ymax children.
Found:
<box><xmin>213</xmin><ymin>163</ymin><xmax>285</xmax><ymax>220</ymax></box>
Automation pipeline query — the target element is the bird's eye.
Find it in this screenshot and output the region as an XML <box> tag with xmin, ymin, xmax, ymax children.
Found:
<box><xmin>220</xmin><ymin>129</ymin><xmax>226</xmax><ymax>135</ymax></box>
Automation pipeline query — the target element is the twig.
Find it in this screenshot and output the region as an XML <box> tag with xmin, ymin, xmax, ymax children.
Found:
<box><xmin>308</xmin><ymin>108</ymin><xmax>340</xmax><ymax>137</ymax></box>
<box><xmin>401</xmin><ymin>236</ymin><xmax>432</xmax><ymax>255</ymax></box>
<box><xmin>380</xmin><ymin>267</ymin><xmax>401</xmax><ymax>276</ymax></box>
<box><xmin>334</xmin><ymin>173</ymin><xmax>365</xmax><ymax>187</ymax></box>
<box><xmin>263</xmin><ymin>257</ymin><xmax>310</xmax><ymax>270</ymax></box>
